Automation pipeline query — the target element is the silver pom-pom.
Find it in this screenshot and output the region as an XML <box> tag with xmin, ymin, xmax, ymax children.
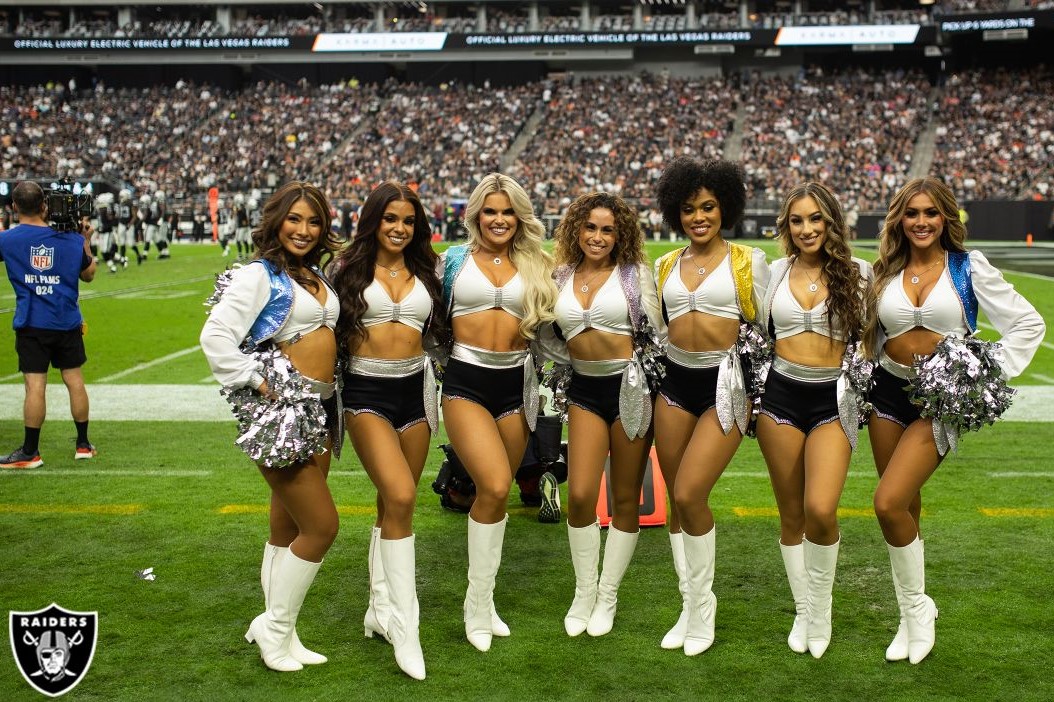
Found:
<box><xmin>634</xmin><ymin>323</ymin><xmax>666</xmax><ymax>393</ymax></box>
<box><xmin>221</xmin><ymin>349</ymin><xmax>329</xmax><ymax>469</ymax></box>
<box><xmin>842</xmin><ymin>341</ymin><xmax>876</xmax><ymax>424</ymax></box>
<box><xmin>910</xmin><ymin>335</ymin><xmax>1015</xmax><ymax>441</ymax></box>
<box><xmin>737</xmin><ymin>322</ymin><xmax>773</xmax><ymax>436</ymax></box>
<box><xmin>541</xmin><ymin>363</ymin><xmax>574</xmax><ymax>423</ymax></box>
<box><xmin>204</xmin><ymin>266</ymin><xmax>240</xmax><ymax>311</ymax></box>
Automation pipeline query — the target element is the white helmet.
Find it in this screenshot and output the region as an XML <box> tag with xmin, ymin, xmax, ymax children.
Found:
<box><xmin>248</xmin><ymin>198</ymin><xmax>259</xmax><ymax>211</ymax></box>
<box><xmin>234</xmin><ymin>193</ymin><xmax>245</xmax><ymax>205</ymax></box>
<box><xmin>217</xmin><ymin>198</ymin><xmax>225</xmax><ymax>208</ymax></box>
<box><xmin>96</xmin><ymin>192</ymin><xmax>115</xmax><ymax>205</ymax></box>
<box><xmin>155</xmin><ymin>191</ymin><xmax>165</xmax><ymax>202</ymax></box>
<box><xmin>119</xmin><ymin>189</ymin><xmax>132</xmax><ymax>202</ymax></box>
<box><xmin>139</xmin><ymin>194</ymin><xmax>152</xmax><ymax>205</ymax></box>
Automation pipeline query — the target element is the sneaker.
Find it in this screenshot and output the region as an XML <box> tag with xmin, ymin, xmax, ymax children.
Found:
<box><xmin>1</xmin><ymin>447</ymin><xmax>43</xmax><ymax>469</ymax></box>
<box><xmin>75</xmin><ymin>442</ymin><xmax>97</xmax><ymax>460</ymax></box>
<box><xmin>538</xmin><ymin>471</ymin><xmax>561</xmax><ymax>524</ymax></box>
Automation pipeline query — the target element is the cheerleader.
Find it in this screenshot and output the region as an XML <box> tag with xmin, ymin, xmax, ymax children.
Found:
<box><xmin>864</xmin><ymin>177</ymin><xmax>1044</xmax><ymax>663</ymax></box>
<box><xmin>652</xmin><ymin>157</ymin><xmax>770</xmax><ymax>655</ymax></box>
<box><xmin>438</xmin><ymin>173</ymin><xmax>557</xmax><ymax>652</ymax></box>
<box><xmin>200</xmin><ymin>181</ymin><xmax>342</xmax><ymax>672</ymax></box>
<box><xmin>758</xmin><ymin>182</ymin><xmax>871</xmax><ymax>658</ymax></box>
<box><xmin>546</xmin><ymin>192</ymin><xmax>665</xmax><ymax>638</ymax></box>
<box><xmin>330</xmin><ymin>182</ymin><xmax>446</xmax><ymax>680</ymax></box>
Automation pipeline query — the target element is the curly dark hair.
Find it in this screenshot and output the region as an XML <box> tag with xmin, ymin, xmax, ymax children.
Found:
<box><xmin>330</xmin><ymin>181</ymin><xmax>446</xmax><ymax>353</ymax></box>
<box><xmin>552</xmin><ymin>191</ymin><xmax>645</xmax><ymax>268</ymax></box>
<box><xmin>251</xmin><ymin>181</ymin><xmax>340</xmax><ymax>293</ymax></box>
<box><xmin>775</xmin><ymin>182</ymin><xmax>865</xmax><ymax>341</ymax></box>
<box><xmin>655</xmin><ymin>157</ymin><xmax>746</xmax><ymax>236</ymax></box>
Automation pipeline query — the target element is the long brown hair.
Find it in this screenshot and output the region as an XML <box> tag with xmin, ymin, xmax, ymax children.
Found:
<box><xmin>330</xmin><ymin>181</ymin><xmax>446</xmax><ymax>353</ymax></box>
<box><xmin>251</xmin><ymin>181</ymin><xmax>340</xmax><ymax>292</ymax></box>
<box><xmin>775</xmin><ymin>182</ymin><xmax>865</xmax><ymax>340</ymax></box>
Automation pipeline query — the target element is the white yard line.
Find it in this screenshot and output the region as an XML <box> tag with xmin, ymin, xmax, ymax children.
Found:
<box><xmin>0</xmin><ymin>384</ymin><xmax>1050</xmax><ymax>422</ymax></box>
<box><xmin>986</xmin><ymin>472</ymin><xmax>1054</xmax><ymax>478</ymax></box>
<box><xmin>96</xmin><ymin>346</ymin><xmax>202</xmax><ymax>382</ymax></box>
<box><xmin>1</xmin><ymin>470</ymin><xmax>212</xmax><ymax>478</ymax></box>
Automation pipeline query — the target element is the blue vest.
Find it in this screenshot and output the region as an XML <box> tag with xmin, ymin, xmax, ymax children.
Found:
<box><xmin>947</xmin><ymin>251</ymin><xmax>978</xmax><ymax>332</ymax></box>
<box><xmin>245</xmin><ymin>260</ymin><xmax>296</xmax><ymax>349</ymax></box>
<box><xmin>0</xmin><ymin>223</ymin><xmax>89</xmax><ymax>330</ymax></box>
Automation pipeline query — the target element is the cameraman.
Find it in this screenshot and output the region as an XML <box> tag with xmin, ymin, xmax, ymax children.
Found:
<box><xmin>0</xmin><ymin>181</ymin><xmax>97</xmax><ymax>469</ymax></box>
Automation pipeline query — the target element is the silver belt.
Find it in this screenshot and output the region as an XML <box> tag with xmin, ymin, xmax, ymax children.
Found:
<box><xmin>347</xmin><ymin>355</ymin><xmax>424</xmax><ymax>378</ymax></box>
<box><xmin>303</xmin><ymin>376</ymin><xmax>337</xmax><ymax>400</ymax></box>
<box><xmin>451</xmin><ymin>342</ymin><xmax>529</xmax><ymax>369</ymax></box>
<box><xmin>879</xmin><ymin>350</ymin><xmax>915</xmax><ymax>380</ymax></box>
<box><xmin>666</xmin><ymin>343</ymin><xmax>728</xmax><ymax>369</ymax></box>
<box><xmin>772</xmin><ymin>356</ymin><xmax>841</xmax><ymax>383</ymax></box>
<box><xmin>570</xmin><ymin>358</ymin><xmax>631</xmax><ymax>377</ymax></box>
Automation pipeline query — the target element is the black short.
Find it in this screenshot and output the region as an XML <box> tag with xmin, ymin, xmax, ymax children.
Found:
<box><xmin>568</xmin><ymin>371</ymin><xmax>622</xmax><ymax>426</ymax></box>
<box><xmin>441</xmin><ymin>357</ymin><xmax>523</xmax><ymax>420</ymax></box>
<box><xmin>342</xmin><ymin>370</ymin><xmax>426</xmax><ymax>432</ymax></box>
<box><xmin>658</xmin><ymin>358</ymin><xmax>720</xmax><ymax>418</ymax></box>
<box><xmin>15</xmin><ymin>326</ymin><xmax>86</xmax><ymax>373</ymax></box>
<box><xmin>870</xmin><ymin>366</ymin><xmax>920</xmax><ymax>428</ymax></box>
<box><xmin>759</xmin><ymin>368</ymin><xmax>840</xmax><ymax>434</ymax></box>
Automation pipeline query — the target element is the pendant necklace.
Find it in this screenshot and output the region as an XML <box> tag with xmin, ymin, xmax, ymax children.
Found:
<box><xmin>909</xmin><ymin>259</ymin><xmax>941</xmax><ymax>285</ymax></box>
<box><xmin>687</xmin><ymin>249</ymin><xmax>718</xmax><ymax>276</ymax></box>
<box><xmin>797</xmin><ymin>261</ymin><xmax>823</xmax><ymax>292</ymax></box>
<box><xmin>375</xmin><ymin>262</ymin><xmax>405</xmax><ymax>279</ymax></box>
<box><xmin>578</xmin><ymin>266</ymin><xmax>609</xmax><ymax>293</ymax></box>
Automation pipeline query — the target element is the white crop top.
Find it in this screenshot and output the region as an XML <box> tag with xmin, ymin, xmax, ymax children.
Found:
<box><xmin>877</xmin><ymin>268</ymin><xmax>963</xmax><ymax>339</ymax></box>
<box><xmin>273</xmin><ymin>277</ymin><xmax>339</xmax><ymax>344</ymax></box>
<box><xmin>663</xmin><ymin>254</ymin><xmax>741</xmax><ymax>322</ymax></box>
<box><xmin>200</xmin><ymin>262</ymin><xmax>337</xmax><ymax>389</ymax></box>
<box><xmin>554</xmin><ymin>266</ymin><xmax>633</xmax><ymax>341</ymax></box>
<box><xmin>451</xmin><ymin>254</ymin><xmax>526</xmax><ymax>319</ymax></box>
<box><xmin>770</xmin><ymin>274</ymin><xmax>846</xmax><ymax>342</ymax></box>
<box><xmin>361</xmin><ymin>276</ymin><xmax>432</xmax><ymax>333</ymax></box>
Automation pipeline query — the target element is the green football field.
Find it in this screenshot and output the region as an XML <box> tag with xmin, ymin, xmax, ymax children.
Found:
<box><xmin>1</xmin><ymin>240</ymin><xmax>1052</xmax><ymax>701</ymax></box>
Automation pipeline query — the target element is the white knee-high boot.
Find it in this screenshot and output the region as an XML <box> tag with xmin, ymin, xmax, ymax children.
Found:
<box><xmin>464</xmin><ymin>515</ymin><xmax>509</xmax><ymax>652</ymax></box>
<box><xmin>682</xmin><ymin>526</ymin><xmax>717</xmax><ymax>656</ymax></box>
<box><xmin>779</xmin><ymin>541</ymin><xmax>808</xmax><ymax>654</ymax></box>
<box><xmin>661</xmin><ymin>532</ymin><xmax>691</xmax><ymax>650</ymax></box>
<box><xmin>803</xmin><ymin>538</ymin><xmax>839</xmax><ymax>659</ymax></box>
<box><xmin>364</xmin><ymin>526</ymin><xmax>392</xmax><ymax>643</ymax></box>
<box><xmin>587</xmin><ymin>526</ymin><xmax>640</xmax><ymax>637</ymax></box>
<box><xmin>887</xmin><ymin>536</ymin><xmax>936</xmax><ymax>664</ymax></box>
<box><xmin>565</xmin><ymin>521</ymin><xmax>600</xmax><ymax>637</ymax></box>
<box><xmin>380</xmin><ymin>535</ymin><xmax>426</xmax><ymax>680</ymax></box>
<box><xmin>886</xmin><ymin>539</ymin><xmax>923</xmax><ymax>662</ymax></box>
<box><xmin>246</xmin><ymin>549</ymin><xmax>322</xmax><ymax>672</ymax></box>
<box><xmin>261</xmin><ymin>544</ymin><xmax>327</xmax><ymax>665</ymax></box>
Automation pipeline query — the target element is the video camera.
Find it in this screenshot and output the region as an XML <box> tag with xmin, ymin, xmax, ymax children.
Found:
<box><xmin>46</xmin><ymin>177</ymin><xmax>95</xmax><ymax>232</ymax></box>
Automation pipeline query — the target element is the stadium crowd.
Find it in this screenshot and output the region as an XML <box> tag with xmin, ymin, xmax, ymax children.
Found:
<box><xmin>3</xmin><ymin>66</ymin><xmax>1052</xmax><ymax>219</ymax></box>
<box><xmin>509</xmin><ymin>73</ymin><xmax>738</xmax><ymax>213</ymax></box>
<box><xmin>739</xmin><ymin>68</ymin><xmax>932</xmax><ymax>214</ymax></box>
<box><xmin>6</xmin><ymin>1</ymin><xmax>1052</xmax><ymax>39</ymax></box>
<box><xmin>934</xmin><ymin>66</ymin><xmax>1054</xmax><ymax>201</ymax></box>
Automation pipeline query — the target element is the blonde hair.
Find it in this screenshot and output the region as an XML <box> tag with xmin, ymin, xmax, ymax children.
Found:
<box><xmin>463</xmin><ymin>173</ymin><xmax>556</xmax><ymax>338</ymax></box>
<box><xmin>862</xmin><ymin>177</ymin><xmax>967</xmax><ymax>356</ymax></box>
